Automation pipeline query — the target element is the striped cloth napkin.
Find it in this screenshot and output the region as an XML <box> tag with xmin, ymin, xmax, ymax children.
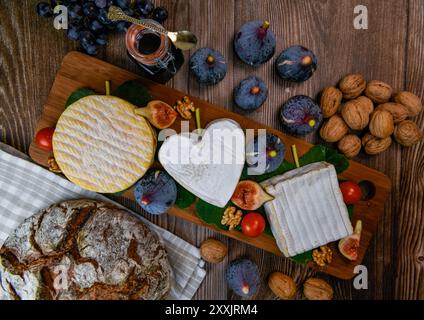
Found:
<box><xmin>0</xmin><ymin>143</ymin><xmax>206</xmax><ymax>300</ymax></box>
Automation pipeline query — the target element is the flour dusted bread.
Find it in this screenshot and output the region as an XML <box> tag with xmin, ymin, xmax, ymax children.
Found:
<box><xmin>0</xmin><ymin>200</ymin><xmax>171</xmax><ymax>300</ymax></box>
<box><xmin>53</xmin><ymin>95</ymin><xmax>157</xmax><ymax>193</ymax></box>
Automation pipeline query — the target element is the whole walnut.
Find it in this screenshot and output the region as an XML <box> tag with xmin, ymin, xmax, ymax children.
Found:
<box><xmin>338</xmin><ymin>134</ymin><xmax>362</xmax><ymax>158</ymax></box>
<box><xmin>341</xmin><ymin>99</ymin><xmax>370</xmax><ymax>130</ymax></box>
<box><xmin>303</xmin><ymin>278</ymin><xmax>333</xmax><ymax>300</ymax></box>
<box><xmin>200</xmin><ymin>239</ymin><xmax>228</xmax><ymax>263</ymax></box>
<box><xmin>376</xmin><ymin>103</ymin><xmax>409</xmax><ymax>124</ymax></box>
<box><xmin>320</xmin><ymin>87</ymin><xmax>343</xmax><ymax>118</ymax></box>
<box><xmin>394</xmin><ymin>120</ymin><xmax>423</xmax><ymax>147</ymax></box>
<box><xmin>320</xmin><ymin>115</ymin><xmax>349</xmax><ymax>142</ymax></box>
<box><xmin>365</xmin><ymin>80</ymin><xmax>393</xmax><ymax>104</ymax></box>
<box><xmin>268</xmin><ymin>272</ymin><xmax>297</xmax><ymax>300</ymax></box>
<box><xmin>339</xmin><ymin>74</ymin><xmax>366</xmax><ymax>99</ymax></box>
<box><xmin>362</xmin><ymin>133</ymin><xmax>392</xmax><ymax>155</ymax></box>
<box><xmin>356</xmin><ymin>96</ymin><xmax>374</xmax><ymax>114</ymax></box>
<box><xmin>369</xmin><ymin>109</ymin><xmax>394</xmax><ymax>138</ymax></box>
<box><xmin>393</xmin><ymin>91</ymin><xmax>423</xmax><ymax>117</ymax></box>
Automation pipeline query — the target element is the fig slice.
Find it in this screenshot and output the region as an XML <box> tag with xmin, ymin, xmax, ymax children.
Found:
<box><xmin>135</xmin><ymin>100</ymin><xmax>177</xmax><ymax>129</ymax></box>
<box><xmin>338</xmin><ymin>220</ymin><xmax>362</xmax><ymax>261</ymax></box>
<box><xmin>231</xmin><ymin>180</ymin><xmax>274</xmax><ymax>211</ymax></box>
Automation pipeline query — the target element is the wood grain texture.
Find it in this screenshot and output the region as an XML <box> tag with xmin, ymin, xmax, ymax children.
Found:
<box><xmin>0</xmin><ymin>0</ymin><xmax>423</xmax><ymax>299</ymax></box>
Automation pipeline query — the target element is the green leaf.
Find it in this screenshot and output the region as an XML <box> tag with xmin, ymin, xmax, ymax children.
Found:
<box><xmin>175</xmin><ymin>184</ymin><xmax>197</xmax><ymax>209</ymax></box>
<box><xmin>300</xmin><ymin>144</ymin><xmax>349</xmax><ymax>174</ymax></box>
<box><xmin>112</xmin><ymin>80</ymin><xmax>152</xmax><ymax>107</ymax></box>
<box><xmin>196</xmin><ymin>199</ymin><xmax>230</xmax><ymax>230</ymax></box>
<box><xmin>347</xmin><ymin>204</ymin><xmax>354</xmax><ymax>220</ymax></box>
<box><xmin>290</xmin><ymin>250</ymin><xmax>313</xmax><ymax>264</ymax></box>
<box><xmin>241</xmin><ymin>160</ymin><xmax>296</xmax><ymax>182</ymax></box>
<box><xmin>65</xmin><ymin>88</ymin><xmax>96</xmax><ymax>107</ymax></box>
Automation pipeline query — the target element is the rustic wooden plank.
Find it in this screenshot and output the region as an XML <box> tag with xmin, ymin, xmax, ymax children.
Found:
<box><xmin>394</xmin><ymin>0</ymin><xmax>424</xmax><ymax>300</ymax></box>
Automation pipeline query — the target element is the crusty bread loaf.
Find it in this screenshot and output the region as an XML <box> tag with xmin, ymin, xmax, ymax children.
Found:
<box><xmin>0</xmin><ymin>200</ymin><xmax>171</xmax><ymax>300</ymax></box>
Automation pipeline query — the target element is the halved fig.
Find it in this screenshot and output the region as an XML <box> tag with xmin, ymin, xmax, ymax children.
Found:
<box><xmin>231</xmin><ymin>180</ymin><xmax>274</xmax><ymax>211</ymax></box>
<box><xmin>338</xmin><ymin>220</ymin><xmax>362</xmax><ymax>261</ymax></box>
<box><xmin>135</xmin><ymin>100</ymin><xmax>177</xmax><ymax>129</ymax></box>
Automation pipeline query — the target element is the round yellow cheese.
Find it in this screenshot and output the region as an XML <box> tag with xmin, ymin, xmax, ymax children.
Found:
<box><xmin>53</xmin><ymin>95</ymin><xmax>157</xmax><ymax>193</ymax></box>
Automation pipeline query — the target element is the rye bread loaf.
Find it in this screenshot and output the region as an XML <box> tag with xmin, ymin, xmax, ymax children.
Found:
<box><xmin>0</xmin><ymin>200</ymin><xmax>171</xmax><ymax>300</ymax></box>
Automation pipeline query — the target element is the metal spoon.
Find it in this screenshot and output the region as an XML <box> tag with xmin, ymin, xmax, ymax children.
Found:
<box><xmin>108</xmin><ymin>5</ymin><xmax>197</xmax><ymax>51</ymax></box>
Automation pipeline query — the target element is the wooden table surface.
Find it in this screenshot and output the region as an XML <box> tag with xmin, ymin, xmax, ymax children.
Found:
<box><xmin>0</xmin><ymin>0</ymin><xmax>423</xmax><ymax>300</ymax></box>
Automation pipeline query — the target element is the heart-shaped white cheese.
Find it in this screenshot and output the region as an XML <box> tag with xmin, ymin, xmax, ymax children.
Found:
<box><xmin>159</xmin><ymin>119</ymin><xmax>245</xmax><ymax>207</ymax></box>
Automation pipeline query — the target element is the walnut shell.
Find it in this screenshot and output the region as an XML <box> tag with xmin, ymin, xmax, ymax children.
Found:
<box><xmin>320</xmin><ymin>115</ymin><xmax>349</xmax><ymax>142</ymax></box>
<box><xmin>356</xmin><ymin>96</ymin><xmax>374</xmax><ymax>114</ymax></box>
<box><xmin>394</xmin><ymin>120</ymin><xmax>423</xmax><ymax>147</ymax></box>
<box><xmin>338</xmin><ymin>134</ymin><xmax>362</xmax><ymax>158</ymax></box>
<box><xmin>320</xmin><ymin>87</ymin><xmax>343</xmax><ymax>118</ymax></box>
<box><xmin>200</xmin><ymin>239</ymin><xmax>228</xmax><ymax>263</ymax></box>
<box><xmin>376</xmin><ymin>103</ymin><xmax>409</xmax><ymax>124</ymax></box>
<box><xmin>365</xmin><ymin>80</ymin><xmax>393</xmax><ymax>104</ymax></box>
<box><xmin>369</xmin><ymin>109</ymin><xmax>394</xmax><ymax>138</ymax></box>
<box><xmin>341</xmin><ymin>99</ymin><xmax>370</xmax><ymax>130</ymax></box>
<box><xmin>268</xmin><ymin>272</ymin><xmax>297</xmax><ymax>300</ymax></box>
<box><xmin>362</xmin><ymin>133</ymin><xmax>392</xmax><ymax>155</ymax></box>
<box><xmin>393</xmin><ymin>91</ymin><xmax>423</xmax><ymax>117</ymax></box>
<box><xmin>339</xmin><ymin>74</ymin><xmax>366</xmax><ymax>99</ymax></box>
<box><xmin>303</xmin><ymin>278</ymin><xmax>333</xmax><ymax>300</ymax></box>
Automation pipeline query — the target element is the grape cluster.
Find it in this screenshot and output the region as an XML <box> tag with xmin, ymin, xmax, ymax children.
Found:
<box><xmin>36</xmin><ymin>0</ymin><xmax>169</xmax><ymax>56</ymax></box>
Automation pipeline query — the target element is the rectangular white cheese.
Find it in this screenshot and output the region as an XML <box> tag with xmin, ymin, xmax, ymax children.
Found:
<box><xmin>261</xmin><ymin>162</ymin><xmax>353</xmax><ymax>257</ymax></box>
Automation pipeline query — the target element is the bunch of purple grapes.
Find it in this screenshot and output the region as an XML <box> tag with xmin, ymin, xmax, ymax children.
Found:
<box><xmin>36</xmin><ymin>0</ymin><xmax>169</xmax><ymax>56</ymax></box>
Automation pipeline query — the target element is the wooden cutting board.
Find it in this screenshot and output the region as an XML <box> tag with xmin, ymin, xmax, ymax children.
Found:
<box><xmin>29</xmin><ymin>52</ymin><xmax>391</xmax><ymax>280</ymax></box>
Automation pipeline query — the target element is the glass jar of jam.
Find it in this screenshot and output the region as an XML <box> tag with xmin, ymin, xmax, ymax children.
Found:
<box><xmin>126</xmin><ymin>20</ymin><xmax>184</xmax><ymax>84</ymax></box>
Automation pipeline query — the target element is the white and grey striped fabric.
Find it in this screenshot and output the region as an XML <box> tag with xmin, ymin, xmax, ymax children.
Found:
<box><xmin>0</xmin><ymin>143</ymin><xmax>206</xmax><ymax>300</ymax></box>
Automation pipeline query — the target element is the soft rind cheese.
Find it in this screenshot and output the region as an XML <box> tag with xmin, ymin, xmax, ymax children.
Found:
<box><xmin>53</xmin><ymin>95</ymin><xmax>156</xmax><ymax>193</ymax></box>
<box><xmin>261</xmin><ymin>162</ymin><xmax>353</xmax><ymax>257</ymax></box>
<box><xmin>159</xmin><ymin>119</ymin><xmax>245</xmax><ymax>208</ymax></box>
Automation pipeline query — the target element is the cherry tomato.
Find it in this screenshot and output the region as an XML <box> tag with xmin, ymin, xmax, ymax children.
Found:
<box><xmin>340</xmin><ymin>181</ymin><xmax>362</xmax><ymax>204</ymax></box>
<box><xmin>35</xmin><ymin>127</ymin><xmax>55</xmax><ymax>151</ymax></box>
<box><xmin>241</xmin><ymin>212</ymin><xmax>266</xmax><ymax>237</ymax></box>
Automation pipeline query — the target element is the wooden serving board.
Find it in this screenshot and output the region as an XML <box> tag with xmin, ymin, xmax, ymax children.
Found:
<box><xmin>29</xmin><ymin>52</ymin><xmax>391</xmax><ymax>280</ymax></box>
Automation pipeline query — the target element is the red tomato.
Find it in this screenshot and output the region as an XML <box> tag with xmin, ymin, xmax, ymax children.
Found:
<box><xmin>340</xmin><ymin>181</ymin><xmax>362</xmax><ymax>204</ymax></box>
<box><xmin>241</xmin><ymin>212</ymin><xmax>266</xmax><ymax>237</ymax></box>
<box><xmin>35</xmin><ymin>127</ymin><xmax>55</xmax><ymax>151</ymax></box>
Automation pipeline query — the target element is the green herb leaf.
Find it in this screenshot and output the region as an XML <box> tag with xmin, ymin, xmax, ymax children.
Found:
<box><xmin>196</xmin><ymin>199</ymin><xmax>229</xmax><ymax>230</ymax></box>
<box><xmin>290</xmin><ymin>250</ymin><xmax>313</xmax><ymax>264</ymax></box>
<box><xmin>347</xmin><ymin>204</ymin><xmax>354</xmax><ymax>220</ymax></box>
<box><xmin>300</xmin><ymin>144</ymin><xmax>349</xmax><ymax>174</ymax></box>
<box><xmin>175</xmin><ymin>184</ymin><xmax>197</xmax><ymax>209</ymax></box>
<box><xmin>65</xmin><ymin>88</ymin><xmax>96</xmax><ymax>107</ymax></box>
<box><xmin>112</xmin><ymin>80</ymin><xmax>152</xmax><ymax>107</ymax></box>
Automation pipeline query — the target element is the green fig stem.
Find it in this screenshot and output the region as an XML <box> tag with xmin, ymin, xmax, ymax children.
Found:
<box><xmin>354</xmin><ymin>220</ymin><xmax>362</xmax><ymax>235</ymax></box>
<box><xmin>105</xmin><ymin>80</ymin><xmax>111</xmax><ymax>96</ymax></box>
<box><xmin>134</xmin><ymin>106</ymin><xmax>151</xmax><ymax>119</ymax></box>
<box><xmin>291</xmin><ymin>145</ymin><xmax>300</xmax><ymax>168</ymax></box>
<box><xmin>195</xmin><ymin>108</ymin><xmax>202</xmax><ymax>131</ymax></box>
